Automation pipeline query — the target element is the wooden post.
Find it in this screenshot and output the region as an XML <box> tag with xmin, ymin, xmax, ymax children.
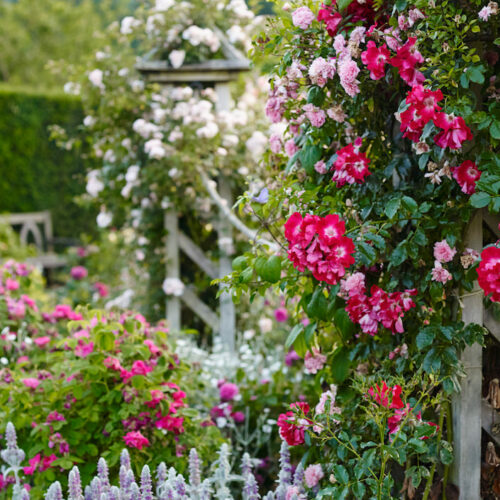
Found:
<box><xmin>451</xmin><ymin>210</ymin><xmax>483</xmax><ymax>499</ymax></box>
<box><xmin>215</xmin><ymin>82</ymin><xmax>236</xmax><ymax>352</ymax></box>
<box><xmin>165</xmin><ymin>207</ymin><xmax>181</xmax><ymax>332</ymax></box>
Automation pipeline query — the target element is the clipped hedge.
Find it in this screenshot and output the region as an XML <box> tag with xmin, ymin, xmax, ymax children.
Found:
<box><xmin>0</xmin><ymin>85</ymin><xmax>95</xmax><ymax>239</ymax></box>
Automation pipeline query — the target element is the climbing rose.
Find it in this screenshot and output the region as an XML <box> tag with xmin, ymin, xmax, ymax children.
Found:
<box><xmin>368</xmin><ymin>382</ymin><xmax>404</xmax><ymax>409</ymax></box>
<box><xmin>398</xmin><ymin>85</ymin><xmax>443</xmax><ymax>142</ymax></box>
<box><xmin>292</xmin><ymin>7</ymin><xmax>315</xmax><ymax>29</ymax></box>
<box><xmin>304</xmin><ymin>464</ymin><xmax>324</xmax><ymax>488</ymax></box>
<box><xmin>452</xmin><ymin>160</ymin><xmax>482</xmax><ymax>194</ymax></box>
<box><xmin>308</xmin><ymin>57</ymin><xmax>336</xmax><ymax>87</ymax></box>
<box><xmin>277</xmin><ymin>402</ymin><xmax>310</xmax><ymax>446</ymax></box>
<box><xmin>433</xmin><ymin>240</ymin><xmax>457</xmax><ymax>263</ymax></box>
<box><xmin>303</xmin><ymin>103</ymin><xmax>326</xmax><ymax>127</ymax></box>
<box><xmin>431</xmin><ymin>261</ymin><xmax>452</xmax><ymax>284</ymax></box>
<box><xmin>361</xmin><ymin>41</ymin><xmax>391</xmax><ymax>80</ymax></box>
<box><xmin>123</xmin><ymin>431</ymin><xmax>150</xmax><ymax>450</ymax></box>
<box><xmin>304</xmin><ymin>348</ymin><xmax>327</xmax><ymax>374</ymax></box>
<box><xmin>390</xmin><ymin>37</ymin><xmax>425</xmax><ymax>86</ymax></box>
<box><xmin>477</xmin><ymin>246</ymin><xmax>500</xmax><ymax>302</ymax></box>
<box><xmin>332</xmin><ymin>139</ymin><xmax>371</xmax><ymax>187</ymax></box>
<box><xmin>346</xmin><ymin>285</ymin><xmax>416</xmax><ymax>335</ymax></box>
<box><xmin>284</xmin><ymin>213</ymin><xmax>355</xmax><ymax>285</ymax></box>
<box><xmin>433</xmin><ymin>113</ymin><xmax>473</xmax><ymax>150</ymax></box>
<box><xmin>317</xmin><ymin>5</ymin><xmax>342</xmax><ymax>36</ymax></box>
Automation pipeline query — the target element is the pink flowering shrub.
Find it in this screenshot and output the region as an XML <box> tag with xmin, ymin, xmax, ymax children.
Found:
<box><xmin>0</xmin><ymin>302</ymin><xmax>223</xmax><ymax>496</ymax></box>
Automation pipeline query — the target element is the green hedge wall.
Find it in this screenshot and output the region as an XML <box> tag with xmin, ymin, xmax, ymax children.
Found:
<box><xmin>0</xmin><ymin>86</ymin><xmax>95</xmax><ymax>240</ymax></box>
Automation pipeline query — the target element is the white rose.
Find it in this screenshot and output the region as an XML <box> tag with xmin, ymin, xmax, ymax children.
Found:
<box><xmin>96</xmin><ymin>210</ymin><xmax>112</xmax><ymax>228</ymax></box>
<box><xmin>88</xmin><ymin>69</ymin><xmax>104</xmax><ymax>88</ymax></box>
<box><xmin>169</xmin><ymin>49</ymin><xmax>186</xmax><ymax>69</ymax></box>
<box><xmin>162</xmin><ymin>277</ymin><xmax>185</xmax><ymax>296</ymax></box>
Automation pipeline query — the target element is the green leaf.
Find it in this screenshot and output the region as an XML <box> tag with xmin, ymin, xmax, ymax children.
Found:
<box><xmin>467</xmin><ymin>65</ymin><xmax>485</xmax><ymax>84</ymax></box>
<box><xmin>351</xmin><ymin>483</ymin><xmax>366</xmax><ymax>497</ymax></box>
<box><xmin>304</xmin><ymin>322</ymin><xmax>317</xmax><ymax>347</ymax></box>
<box><xmin>416</xmin><ymin>328</ymin><xmax>436</xmax><ymax>349</ymax></box>
<box><xmin>385</xmin><ymin>197</ymin><xmax>401</xmax><ymax>219</ymax></box>
<box><xmin>395</xmin><ymin>0</ymin><xmax>407</xmax><ymax>11</ymax></box>
<box><xmin>408</xmin><ymin>438</ymin><xmax>428</xmax><ymax>454</ymax></box>
<box><xmin>232</xmin><ymin>256</ymin><xmax>247</xmax><ymax>271</ymax></box>
<box><xmin>490</xmin><ymin>121</ymin><xmax>500</xmax><ymax>140</ymax></box>
<box><xmin>402</xmin><ymin>196</ymin><xmax>418</xmax><ymax>212</ymax></box>
<box><xmin>285</xmin><ymin>324</ymin><xmax>303</xmax><ymax>350</ymax></box>
<box><xmin>306</xmin><ymin>288</ymin><xmax>328</xmax><ymax>321</ymax></box>
<box><xmin>307</xmin><ymin>86</ymin><xmax>325</xmax><ymax>106</ymax></box>
<box><xmin>334</xmin><ymin>308</ymin><xmax>356</xmax><ymax>341</ymax></box>
<box><xmin>96</xmin><ymin>330</ymin><xmax>115</xmax><ymax>351</ymax></box>
<box><xmin>390</xmin><ymin>242</ymin><xmax>408</xmax><ymax>267</ymax></box>
<box><xmin>261</xmin><ymin>255</ymin><xmax>281</xmax><ymax>283</ymax></box>
<box><xmin>331</xmin><ymin>346</ymin><xmax>351</xmax><ymax>383</ymax></box>
<box><xmin>337</xmin><ymin>0</ymin><xmax>354</xmax><ymax>11</ymax></box>
<box><xmin>470</xmin><ymin>191</ymin><xmax>491</xmax><ymax>208</ymax></box>
<box><xmin>299</xmin><ymin>145</ymin><xmax>322</xmax><ymax>174</ymax></box>
<box><xmin>358</xmin><ymin>241</ymin><xmax>376</xmax><ymax>265</ymax></box>
<box><xmin>333</xmin><ymin>464</ymin><xmax>349</xmax><ymax>484</ymax></box>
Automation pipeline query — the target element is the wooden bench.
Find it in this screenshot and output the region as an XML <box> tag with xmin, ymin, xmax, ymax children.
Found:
<box><xmin>0</xmin><ymin>211</ymin><xmax>67</xmax><ymax>269</ymax></box>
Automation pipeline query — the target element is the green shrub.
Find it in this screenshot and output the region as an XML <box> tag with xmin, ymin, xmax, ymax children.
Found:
<box><xmin>0</xmin><ymin>86</ymin><xmax>95</xmax><ymax>240</ymax></box>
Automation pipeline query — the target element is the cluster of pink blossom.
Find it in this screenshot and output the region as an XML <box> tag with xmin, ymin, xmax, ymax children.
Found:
<box><xmin>343</xmin><ymin>273</ymin><xmax>416</xmax><ymax>335</ymax></box>
<box><xmin>303</xmin><ymin>104</ymin><xmax>326</xmax><ymax>127</ymax></box>
<box><xmin>368</xmin><ymin>382</ymin><xmax>439</xmax><ymax>437</ymax></box>
<box><xmin>331</xmin><ymin>138</ymin><xmax>371</xmax><ymax>186</ymax></box>
<box><xmin>308</xmin><ymin>57</ymin><xmax>336</xmax><ymax>87</ymax></box>
<box><xmin>304</xmin><ymin>348</ymin><xmax>326</xmax><ymax>374</ymax></box>
<box><xmin>431</xmin><ymin>240</ymin><xmax>456</xmax><ymax>284</ymax></box>
<box><xmin>284</xmin><ymin>212</ymin><xmax>355</xmax><ymax>285</ymax></box>
<box><xmin>277</xmin><ymin>402</ymin><xmax>310</xmax><ymax>446</ymax></box>
<box><xmin>452</xmin><ymin>161</ymin><xmax>482</xmax><ymax>194</ymax></box>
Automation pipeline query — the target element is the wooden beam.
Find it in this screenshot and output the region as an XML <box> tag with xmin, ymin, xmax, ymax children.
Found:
<box><xmin>451</xmin><ymin>210</ymin><xmax>483</xmax><ymax>499</ymax></box>
<box><xmin>178</xmin><ymin>231</ymin><xmax>218</xmax><ymax>280</ymax></box>
<box><xmin>165</xmin><ymin>208</ymin><xmax>181</xmax><ymax>332</ymax></box>
<box><xmin>181</xmin><ymin>287</ymin><xmax>219</xmax><ymax>331</ymax></box>
<box><xmin>483</xmin><ymin>209</ymin><xmax>500</xmax><ymax>238</ymax></box>
<box><xmin>485</xmin><ymin>308</ymin><xmax>500</xmax><ymax>344</ymax></box>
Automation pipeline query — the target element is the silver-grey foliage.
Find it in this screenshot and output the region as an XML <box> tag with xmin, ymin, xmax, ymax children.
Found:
<box><xmin>1</xmin><ymin>422</ymin><xmax>303</xmax><ymax>499</ymax></box>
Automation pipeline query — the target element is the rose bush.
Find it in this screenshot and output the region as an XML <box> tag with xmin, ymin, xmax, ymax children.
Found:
<box><xmin>0</xmin><ymin>261</ymin><xmax>225</xmax><ymax>497</ymax></box>
<box><xmin>222</xmin><ymin>0</ymin><xmax>499</xmax><ymax>497</ymax></box>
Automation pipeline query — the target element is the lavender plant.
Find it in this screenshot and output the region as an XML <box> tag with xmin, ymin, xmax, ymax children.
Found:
<box><xmin>1</xmin><ymin>423</ymin><xmax>309</xmax><ymax>499</ymax></box>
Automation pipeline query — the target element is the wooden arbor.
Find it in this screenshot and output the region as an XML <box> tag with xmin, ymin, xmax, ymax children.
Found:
<box><xmin>137</xmin><ymin>35</ymin><xmax>250</xmax><ymax>352</ymax></box>
<box><xmin>451</xmin><ymin>209</ymin><xmax>500</xmax><ymax>499</ymax></box>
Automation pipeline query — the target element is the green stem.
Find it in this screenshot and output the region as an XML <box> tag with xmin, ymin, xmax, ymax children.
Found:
<box><xmin>422</xmin><ymin>400</ymin><xmax>446</xmax><ymax>500</ymax></box>
<box><xmin>442</xmin><ymin>401</ymin><xmax>453</xmax><ymax>500</ymax></box>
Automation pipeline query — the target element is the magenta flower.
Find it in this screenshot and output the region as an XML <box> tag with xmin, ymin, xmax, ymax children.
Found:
<box><xmin>123</xmin><ymin>431</ymin><xmax>150</xmax><ymax>450</ymax></box>
<box><xmin>70</xmin><ymin>266</ymin><xmax>88</xmax><ymax>281</ymax></box>
<box><xmin>219</xmin><ymin>382</ymin><xmax>239</xmax><ymax>401</ymax></box>
<box><xmin>33</xmin><ymin>336</ymin><xmax>51</xmax><ymax>347</ymax></box>
<box><xmin>274</xmin><ymin>307</ymin><xmax>288</xmax><ymax>322</ymax></box>
<box><xmin>22</xmin><ymin>378</ymin><xmax>40</xmax><ymax>389</ymax></box>
<box><xmin>74</xmin><ymin>340</ymin><xmax>94</xmax><ymax>358</ymax></box>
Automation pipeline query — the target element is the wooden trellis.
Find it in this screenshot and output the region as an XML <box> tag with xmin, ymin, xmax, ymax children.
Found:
<box><xmin>452</xmin><ymin>209</ymin><xmax>500</xmax><ymax>499</ymax></box>
<box><xmin>137</xmin><ymin>34</ymin><xmax>250</xmax><ymax>352</ymax></box>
